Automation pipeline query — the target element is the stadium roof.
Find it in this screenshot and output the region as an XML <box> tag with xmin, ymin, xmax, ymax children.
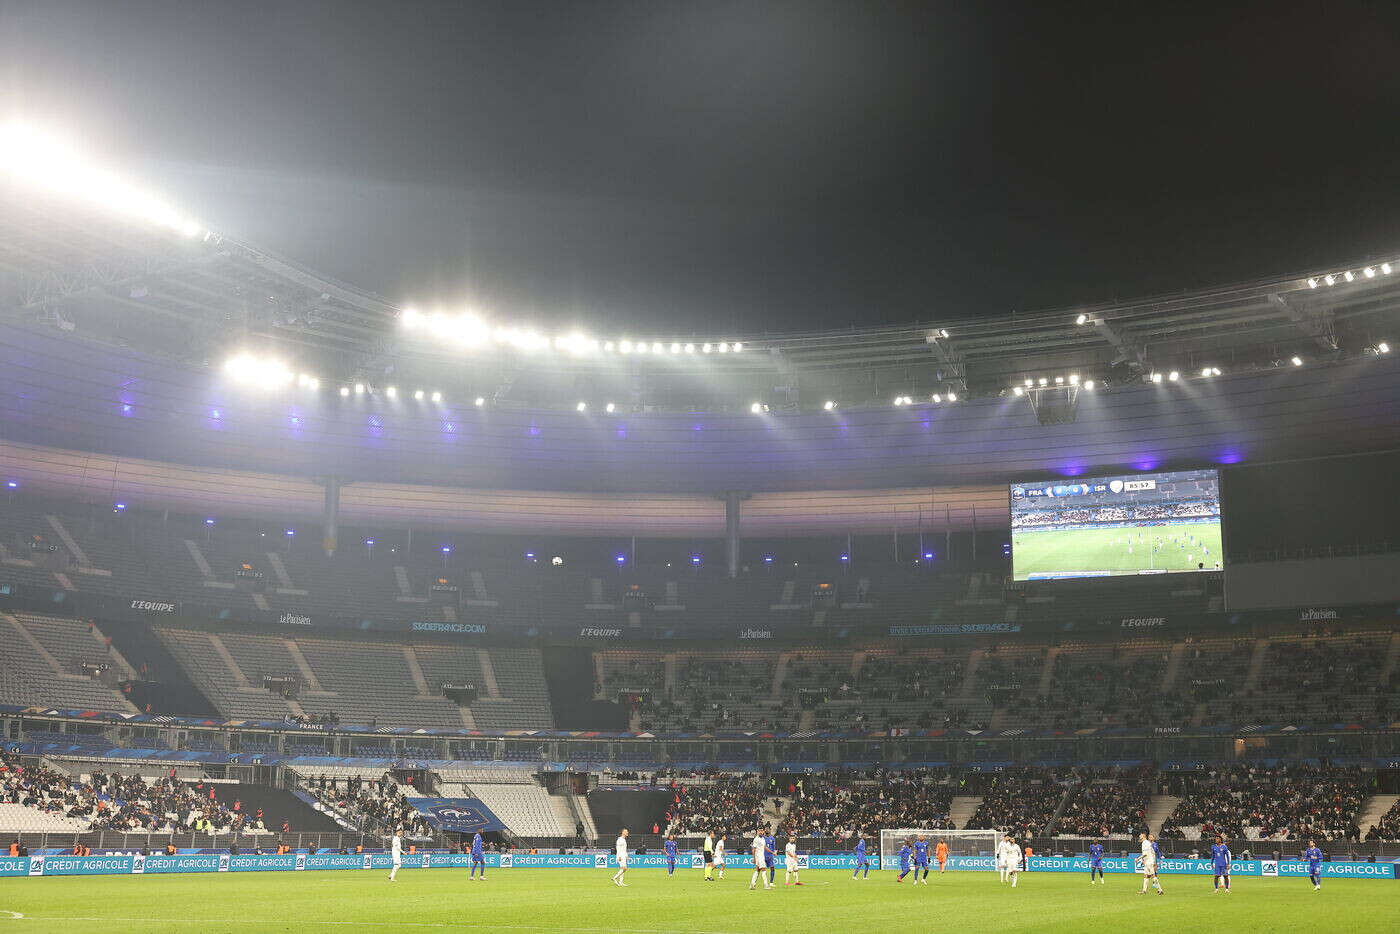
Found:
<box><xmin>5</xmin><ymin>169</ymin><xmax>1400</xmax><ymax>416</ymax></box>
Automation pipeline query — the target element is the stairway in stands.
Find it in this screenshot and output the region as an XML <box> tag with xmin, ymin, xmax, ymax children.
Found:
<box><xmin>1145</xmin><ymin>795</ymin><xmax>1182</xmax><ymax>834</ymax></box>
<box><xmin>211</xmin><ymin>784</ymin><xmax>343</xmax><ymax>833</ymax></box>
<box><xmin>1357</xmin><ymin>794</ymin><xmax>1399</xmax><ymax>837</ymax></box>
<box><xmin>949</xmin><ymin>796</ymin><xmax>983</xmax><ymax>829</ymax></box>
<box><xmin>101</xmin><ymin>619</ymin><xmax>218</xmax><ymax>717</ymax></box>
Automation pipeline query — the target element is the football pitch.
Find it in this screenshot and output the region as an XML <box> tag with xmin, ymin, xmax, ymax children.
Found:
<box><xmin>1013</xmin><ymin>521</ymin><xmax>1222</xmax><ymax>579</ymax></box>
<box><xmin>0</xmin><ymin>869</ymin><xmax>1391</xmax><ymax>933</ymax></box>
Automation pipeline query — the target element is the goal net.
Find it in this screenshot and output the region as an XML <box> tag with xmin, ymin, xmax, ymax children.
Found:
<box><xmin>879</xmin><ymin>828</ymin><xmax>1002</xmax><ymax>869</ymax></box>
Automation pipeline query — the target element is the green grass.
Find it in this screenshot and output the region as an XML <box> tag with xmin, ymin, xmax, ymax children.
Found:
<box><xmin>0</xmin><ymin>868</ymin><xmax>1390</xmax><ymax>933</ymax></box>
<box><xmin>1013</xmin><ymin>522</ymin><xmax>1222</xmax><ymax>579</ymax></box>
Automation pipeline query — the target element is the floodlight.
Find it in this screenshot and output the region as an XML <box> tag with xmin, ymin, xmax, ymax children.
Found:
<box><xmin>1383</xmin><ymin>263</ymin><xmax>1393</xmax><ymax>275</ymax></box>
<box><xmin>684</xmin><ymin>343</ymin><xmax>695</xmax><ymax>353</ymax></box>
<box><xmin>605</xmin><ymin>402</ymin><xmax>616</xmax><ymax>413</ymax></box>
<box><xmin>702</xmin><ymin>343</ymin><xmax>712</xmax><ymax>353</ymax></box>
<box><xmin>1068</xmin><ymin>373</ymin><xmax>1079</xmax><ymax>385</ymax></box>
<box><xmin>1013</xmin><ymin>386</ymin><xmax>1024</xmax><ymax>396</ymax></box>
<box><xmin>732</xmin><ymin>342</ymin><xmax>743</xmax><ymax>352</ymax></box>
<box><xmin>354</xmin><ymin>383</ymin><xmax>365</xmax><ymax>394</ymax></box>
<box><xmin>1308</xmin><ymin>278</ymin><xmax>1318</xmax><ymax>289</ymax></box>
<box><xmin>1024</xmin><ymin>378</ymin><xmax>1033</xmax><ymax>387</ymax></box>
<box><xmin>431</xmin><ymin>391</ymin><xmax>442</xmax><ymax>403</ymax></box>
<box><xmin>1055</xmin><ymin>376</ymin><xmax>1064</xmax><ymax>385</ymax></box>
<box><xmin>823</xmin><ymin>400</ymin><xmax>836</xmax><ymax>410</ymax></box>
<box><xmin>576</xmin><ymin>401</ymin><xmax>587</xmax><ymax>412</ymax></box>
<box><xmin>1344</xmin><ymin>270</ymin><xmax>1355</xmax><ymax>282</ymax></box>
<box><xmin>474</xmin><ymin>396</ymin><xmax>485</xmax><ymax>407</ymax></box>
<box><xmin>1365</xmin><ymin>267</ymin><xmax>1376</xmax><ymax>278</ymax></box>
<box><xmin>1168</xmin><ymin>371</ymin><xmax>1179</xmax><ymax>381</ymax></box>
<box><xmin>717</xmin><ymin>343</ymin><xmax>729</xmax><ymax>353</ymax></box>
<box><xmin>1076</xmin><ymin>313</ymin><xmax>1088</xmax><ymax>325</ymax></box>
<box><xmin>750</xmin><ymin>402</ymin><xmax>763</xmax><ymax>413</ymax></box>
<box><xmin>1084</xmin><ymin>380</ymin><xmax>1095</xmax><ymax>390</ymax></box>
<box><xmin>670</xmin><ymin>343</ymin><xmax>681</xmax><ymax>354</ymax></box>
<box><xmin>931</xmin><ymin>394</ymin><xmax>941</xmax><ymax>403</ymax></box>
<box><xmin>6</xmin><ymin>481</ymin><xmax>18</xmax><ymax>489</ymax></box>
<box><xmin>650</xmin><ymin>342</ymin><xmax>662</xmax><ymax>354</ymax></box>
<box><xmin>1201</xmin><ymin>368</ymin><xmax>1212</xmax><ymax>377</ymax></box>
<box><xmin>947</xmin><ymin>392</ymin><xmax>956</xmax><ymax>401</ymax></box>
<box><xmin>1378</xmin><ymin>342</ymin><xmax>1390</xmax><ymax>353</ymax></box>
<box><xmin>414</xmin><ymin>389</ymin><xmax>425</xmax><ymax>400</ymax></box>
<box><xmin>1324</xmin><ymin>274</ymin><xmax>1336</xmax><ymax>286</ymax></box>
<box><xmin>1151</xmin><ymin>372</ymin><xmax>1163</xmax><ymax>383</ymax></box>
<box><xmin>385</xmin><ymin>386</ymin><xmax>397</xmax><ymax>398</ymax></box>
<box><xmin>1038</xmin><ymin>378</ymin><xmax>1047</xmax><ymax>387</ymax></box>
<box><xmin>339</xmin><ymin>386</ymin><xmax>350</xmax><ymax>397</ymax></box>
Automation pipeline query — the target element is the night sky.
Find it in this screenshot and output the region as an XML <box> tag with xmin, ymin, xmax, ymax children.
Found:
<box><xmin>4</xmin><ymin>0</ymin><xmax>1399</xmax><ymax>335</ymax></box>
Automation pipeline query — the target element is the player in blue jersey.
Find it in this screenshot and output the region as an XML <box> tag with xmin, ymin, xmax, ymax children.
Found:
<box><xmin>469</xmin><ymin>831</ymin><xmax>485</xmax><ymax>881</ymax></box>
<box><xmin>1303</xmin><ymin>840</ymin><xmax>1323</xmax><ymax>891</ymax></box>
<box><xmin>765</xmin><ymin>830</ymin><xmax>777</xmax><ymax>886</ymax></box>
<box><xmin>664</xmin><ymin>834</ymin><xmax>678</xmax><ymax>876</ymax></box>
<box><xmin>1210</xmin><ymin>835</ymin><xmax>1231</xmax><ymax>893</ymax></box>
<box><xmin>913</xmin><ymin>834</ymin><xmax>930</xmax><ymax>885</ymax></box>
<box><xmin>896</xmin><ymin>838</ymin><xmax>914</xmax><ymax>882</ymax></box>
<box><xmin>852</xmin><ymin>834</ymin><xmax>870</xmax><ymax>880</ymax></box>
<box><xmin>1088</xmin><ymin>839</ymin><xmax>1105</xmax><ymax>884</ymax></box>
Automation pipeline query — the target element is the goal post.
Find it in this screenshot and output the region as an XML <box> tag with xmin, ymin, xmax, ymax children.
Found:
<box><xmin>879</xmin><ymin>828</ymin><xmax>1002</xmax><ymax>868</ymax></box>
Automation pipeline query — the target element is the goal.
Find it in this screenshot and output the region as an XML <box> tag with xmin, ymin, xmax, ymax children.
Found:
<box><xmin>879</xmin><ymin>828</ymin><xmax>1002</xmax><ymax>869</ymax></box>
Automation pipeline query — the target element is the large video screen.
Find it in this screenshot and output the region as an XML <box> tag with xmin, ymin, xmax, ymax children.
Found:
<box><xmin>1010</xmin><ymin>468</ymin><xmax>1222</xmax><ymax>581</ymax></box>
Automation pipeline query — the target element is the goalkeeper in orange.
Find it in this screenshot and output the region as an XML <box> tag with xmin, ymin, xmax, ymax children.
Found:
<box><xmin>935</xmin><ymin>839</ymin><xmax>949</xmax><ymax>874</ymax></box>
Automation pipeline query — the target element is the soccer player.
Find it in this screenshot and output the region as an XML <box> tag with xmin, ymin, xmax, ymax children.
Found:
<box><xmin>702</xmin><ymin>830</ymin><xmax>714</xmax><ymax>881</ymax></box>
<box><xmin>935</xmin><ymin>838</ymin><xmax>948</xmax><ymax>874</ymax></box>
<box><xmin>1088</xmin><ymin>839</ymin><xmax>1105</xmax><ymax>884</ymax></box>
<box><xmin>1138</xmin><ymin>832</ymin><xmax>1163</xmax><ymax>895</ymax></box>
<box><xmin>784</xmin><ymin>838</ymin><xmax>801</xmax><ymax>886</ymax></box>
<box><xmin>1002</xmin><ymin>835</ymin><xmax>1020</xmax><ymax>888</ymax></box>
<box><xmin>388</xmin><ymin>828</ymin><xmax>403</xmax><ymax>882</ymax></box>
<box><xmin>913</xmin><ymin>834</ymin><xmax>930</xmax><ymax>884</ymax></box>
<box><xmin>1210</xmin><ymin>835</ymin><xmax>1231</xmax><ymax>893</ymax></box>
<box><xmin>765</xmin><ymin>829</ymin><xmax>777</xmax><ymax>887</ymax></box>
<box><xmin>1303</xmin><ymin>839</ymin><xmax>1323</xmax><ymax>891</ymax></box>
<box><xmin>611</xmin><ymin>828</ymin><xmax>629</xmax><ymax>887</ymax></box>
<box><xmin>713</xmin><ymin>833</ymin><xmax>726</xmax><ymax>879</ymax></box>
<box><xmin>665</xmin><ymin>834</ymin><xmax>678</xmax><ymax>876</ymax></box>
<box><xmin>852</xmin><ymin>834</ymin><xmax>870</xmax><ymax>880</ymax></box>
<box><xmin>896</xmin><ymin>838</ymin><xmax>914</xmax><ymax>882</ymax></box>
<box><xmin>997</xmin><ymin>835</ymin><xmax>1010</xmax><ymax>883</ymax></box>
<box><xmin>470</xmin><ymin>830</ymin><xmax>485</xmax><ymax>881</ymax></box>
<box><xmin>750</xmin><ymin>826</ymin><xmax>773</xmax><ymax>890</ymax></box>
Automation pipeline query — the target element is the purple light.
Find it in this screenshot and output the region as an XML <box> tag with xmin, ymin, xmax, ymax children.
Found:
<box><xmin>1134</xmin><ymin>459</ymin><xmax>1159</xmax><ymax>471</ymax></box>
<box><xmin>5</xmin><ymin>481</ymin><xmax>16</xmax><ymax>489</ymax></box>
<box><xmin>364</xmin><ymin>539</ymin><xmax>375</xmax><ymax>546</ymax></box>
<box><xmin>690</xmin><ymin>554</ymin><xmax>702</xmax><ymax>565</ymax></box>
<box><xmin>1060</xmin><ymin>463</ymin><xmax>1086</xmax><ymax>477</ymax></box>
<box><xmin>211</xmin><ymin>409</ymin><xmax>221</xmax><ymax>419</ymax></box>
<box><xmin>762</xmin><ymin>554</ymin><xmax>775</xmax><ymax>564</ymax></box>
<box><xmin>113</xmin><ymin>503</ymin><xmax>126</xmax><ymax>511</ymax></box>
<box><xmin>524</xmin><ymin>551</ymin><xmax>536</xmax><ymax>561</ymax></box>
<box><xmin>839</xmin><ymin>553</ymin><xmax>849</xmax><ymax>562</ymax></box>
<box><xmin>1216</xmin><ymin>449</ymin><xmax>1245</xmax><ymax>465</ymax></box>
<box><xmin>615</xmin><ymin>554</ymin><xmax>627</xmax><ymax>564</ymax></box>
<box><xmin>285</xmin><ymin>529</ymin><xmax>295</xmax><ymax>536</ymax></box>
<box><xmin>441</xmin><ymin>545</ymin><xmax>452</xmax><ymax>554</ymax></box>
<box><xmin>923</xmin><ymin>552</ymin><xmax>935</xmax><ymax>560</ymax></box>
<box><xmin>204</xmin><ymin>518</ymin><xmax>215</xmax><ymax>526</ymax></box>
<box><xmin>121</xmin><ymin>404</ymin><xmax>133</xmax><ymax>415</ymax></box>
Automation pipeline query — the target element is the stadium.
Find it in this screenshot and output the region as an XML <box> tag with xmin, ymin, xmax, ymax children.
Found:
<box><xmin>3</xmin><ymin>5</ymin><xmax>1400</xmax><ymax>933</ymax></box>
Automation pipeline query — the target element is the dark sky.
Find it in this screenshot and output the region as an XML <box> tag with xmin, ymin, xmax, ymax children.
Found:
<box><xmin>5</xmin><ymin>0</ymin><xmax>1400</xmax><ymax>335</ymax></box>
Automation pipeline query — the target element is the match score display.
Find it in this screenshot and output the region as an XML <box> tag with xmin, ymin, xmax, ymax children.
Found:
<box><xmin>1010</xmin><ymin>468</ymin><xmax>1222</xmax><ymax>581</ymax></box>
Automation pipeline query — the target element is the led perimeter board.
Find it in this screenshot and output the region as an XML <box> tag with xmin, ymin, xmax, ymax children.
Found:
<box><xmin>1010</xmin><ymin>468</ymin><xmax>1222</xmax><ymax>581</ymax></box>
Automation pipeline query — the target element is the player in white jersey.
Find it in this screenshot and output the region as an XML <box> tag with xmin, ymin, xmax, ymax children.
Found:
<box><xmin>388</xmin><ymin>828</ymin><xmax>403</xmax><ymax>882</ymax></box>
<box><xmin>1138</xmin><ymin>832</ymin><xmax>1162</xmax><ymax>895</ymax></box>
<box><xmin>996</xmin><ymin>834</ymin><xmax>1009</xmax><ymax>883</ymax></box>
<box><xmin>1001</xmin><ymin>835</ymin><xmax>1020</xmax><ymax>888</ymax></box>
<box><xmin>749</xmin><ymin>827</ymin><xmax>772</xmax><ymax>890</ymax></box>
<box><xmin>713</xmin><ymin>834</ymin><xmax>726</xmax><ymax>879</ymax></box>
<box><xmin>784</xmin><ymin>839</ymin><xmax>802</xmax><ymax>886</ymax></box>
<box><xmin>611</xmin><ymin>828</ymin><xmax>629</xmax><ymax>886</ymax></box>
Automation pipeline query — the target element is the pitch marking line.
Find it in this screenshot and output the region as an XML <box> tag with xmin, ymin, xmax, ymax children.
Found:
<box><xmin>0</xmin><ymin>914</ymin><xmax>735</xmax><ymax>934</ymax></box>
